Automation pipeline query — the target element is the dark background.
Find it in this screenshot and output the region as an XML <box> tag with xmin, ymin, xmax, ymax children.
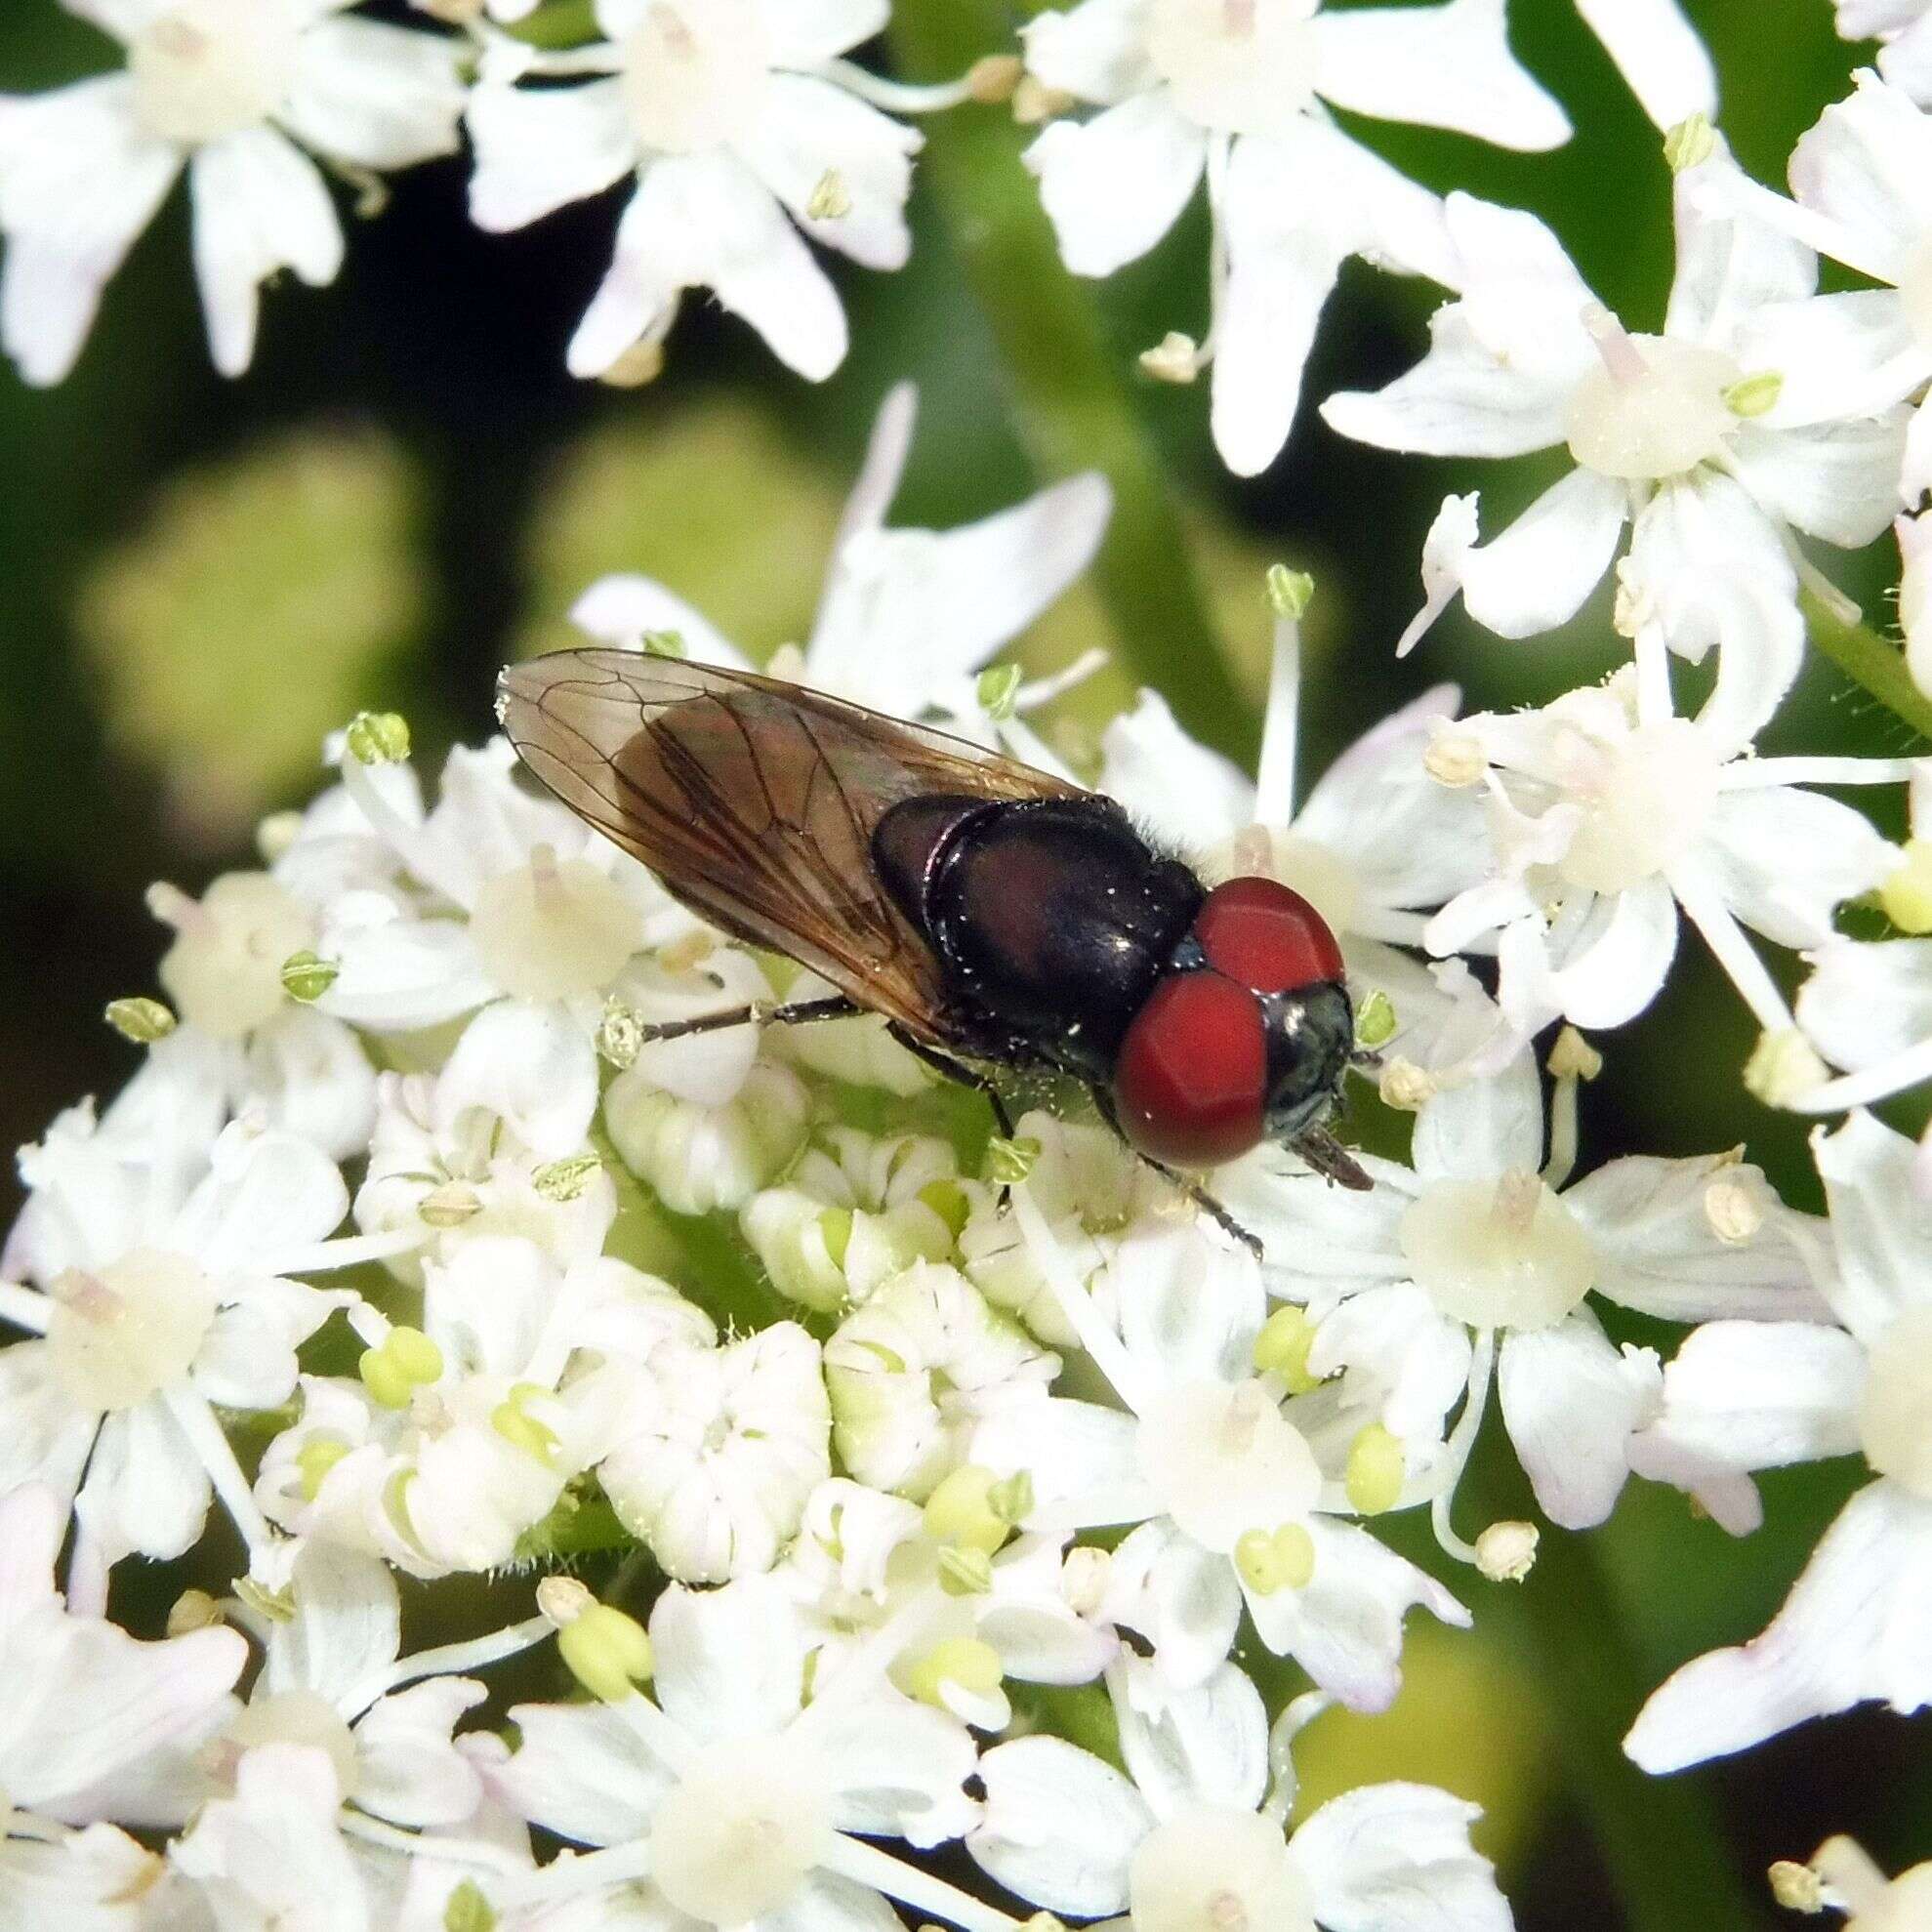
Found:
<box><xmin>0</xmin><ymin>0</ymin><xmax>1925</xmax><ymax>1923</ymax></box>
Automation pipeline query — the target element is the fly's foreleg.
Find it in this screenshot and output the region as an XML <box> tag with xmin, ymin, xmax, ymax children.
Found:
<box><xmin>612</xmin><ymin>994</ymin><xmax>860</xmax><ymax>1048</ymax></box>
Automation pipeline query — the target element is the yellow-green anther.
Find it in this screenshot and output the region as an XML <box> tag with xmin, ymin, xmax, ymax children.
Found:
<box><xmin>986</xmin><ymin>1134</ymin><xmax>1041</xmax><ymax>1185</ymax></box>
<box><xmin>904</xmin><ymin>1636</ymin><xmax>1003</xmax><ymax>1709</ymax></box>
<box><xmin>492</xmin><ymin>1384</ymin><xmax>561</xmax><ymax>1464</ymax></box>
<box><xmin>640</xmin><ymin>629</ymin><xmax>685</xmax><ymax>659</ymax></box>
<box><xmin>918</xmin><ymin>1179</ymin><xmax>971</xmax><ymax>1241</ymax></box>
<box><xmin>597</xmin><ymin>1001</ymin><xmax>645</xmax><ymax>1069</ymax></box>
<box><xmin>280</xmin><ymin>951</ymin><xmax>339</xmax><ymax>1003</ymax></box>
<box><xmin>1345</xmin><ymin>1422</ymin><xmax>1406</xmax><ymax>1514</ymax></box>
<box><xmin>297</xmin><ymin>1434</ymin><xmax>351</xmax><ymax>1501</ymax></box>
<box><xmin>534</xmin><ymin>1153</ymin><xmax>602</xmax><ymax>1203</ymax></box>
<box><xmin>104</xmin><ymin>997</ymin><xmax>177</xmax><ymax>1044</ymax></box>
<box><xmin>1235</xmin><ymin>1527</ymin><xmax>1289</xmax><ymax>1595</ymax></box>
<box><xmin>1253</xmin><ymin>1306</ymin><xmax>1322</xmax><ymax>1393</ymax></box>
<box><xmin>1723</xmin><ymin>371</ymin><xmax>1783</xmax><ymax>418</ymax></box>
<box><xmin>806</xmin><ymin>169</ymin><xmax>851</xmax><ymax>220</ymax></box>
<box><xmin>359</xmin><ymin>1326</ymin><xmax>442</xmax><ymax>1408</ymax></box>
<box><xmin>988</xmin><ymin>1468</ymin><xmax>1034</xmax><ymax>1528</ymax></box>
<box><xmin>389</xmin><ymin>1326</ymin><xmax>443</xmax><ymax>1381</ymax></box>
<box><xmin>924</xmin><ymin>1464</ymin><xmax>1009</xmax><ymax>1554</ymax></box>
<box><xmin>938</xmin><ymin>1545</ymin><xmax>995</xmax><ymax>1596</ymax></box>
<box><xmin>1664</xmin><ymin>112</ymin><xmax>1716</xmax><ymax>173</ymax></box>
<box><xmin>1266</xmin><ymin>563</ymin><xmax>1315</xmax><ymax>620</ymax></box>
<box><xmin>418</xmin><ymin>1182</ymin><xmax>481</xmax><ymax>1230</ymax></box>
<box><xmin>557</xmin><ymin>1603</ymin><xmax>655</xmax><ymax>1703</ymax></box>
<box><xmin>444</xmin><ymin>1878</ymin><xmax>499</xmax><ymax>1932</ymax></box>
<box><xmin>233</xmin><ymin>1577</ymin><xmax>296</xmax><ymax>1624</ymax></box>
<box><xmin>977</xmin><ymin>663</ymin><xmax>1024</xmax><ymax>721</ymax></box>
<box><xmin>1353</xmin><ymin>988</ymin><xmax>1397</xmax><ymax>1049</ymax></box>
<box><xmin>820</xmin><ymin>1207</ymin><xmax>853</xmax><ymax>1270</ymax></box>
<box><xmin>1272</xmin><ymin>1522</ymin><xmax>1315</xmax><ymax>1588</ymax></box>
<box><xmin>346</xmin><ymin>710</ymin><xmax>411</xmax><ymax>764</ymax></box>
<box><xmin>1881</xmin><ymin>840</ymin><xmax>1932</xmax><ymax>933</ymax></box>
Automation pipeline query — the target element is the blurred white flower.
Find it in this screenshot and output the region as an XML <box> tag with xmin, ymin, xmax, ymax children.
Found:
<box><xmin>0</xmin><ymin>1102</ymin><xmax>381</xmax><ymax>1582</ymax></box>
<box><xmin>1017</xmin><ymin>0</ymin><xmax>1568</xmax><ymax>474</ymax></box>
<box><xmin>466</xmin><ymin>0</ymin><xmax>953</xmax><ymax>381</ymax></box>
<box><xmin>1417</xmin><ymin>667</ymin><xmax>1907</xmax><ymax>1051</ymax></box>
<box><xmin>488</xmin><ymin>1574</ymin><xmax>991</xmax><ymax>1932</ymax></box>
<box><xmin>0</xmin><ymin>0</ymin><xmax>464</xmax><ymax>384</ymax></box>
<box><xmin>1097</xmin><ymin>590</ymin><xmax>1495</xmax><ymax>1063</ymax></box>
<box><xmin>969</xmin><ymin>1650</ymin><xmax>1508</xmax><ymax>1932</ymax></box>
<box><xmin>1625</xmin><ymin>1113</ymin><xmax>1932</xmax><ymax>1771</ymax></box>
<box><xmin>973</xmin><ymin>1208</ymin><xmax>1466</xmax><ymax>1705</ymax></box>
<box><xmin>1328</xmin><ymin>146</ymin><xmax>1911</xmax><ymax>716</ymax></box>
<box><xmin>1830</xmin><ymin>0</ymin><xmax>1932</xmax><ymax>104</ymax></box>
<box><xmin>598</xmin><ymin>1320</ymin><xmax>832</xmax><ymax>1583</ymax></box>
<box><xmin>1768</xmin><ymin>1835</ymin><xmax>1932</xmax><ymax>1927</ymax></box>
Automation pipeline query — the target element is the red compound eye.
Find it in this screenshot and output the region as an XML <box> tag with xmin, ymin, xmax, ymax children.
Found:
<box><xmin>1194</xmin><ymin>877</ymin><xmax>1344</xmax><ymax>995</ymax></box>
<box><xmin>1112</xmin><ymin>971</ymin><xmax>1266</xmax><ymax>1169</ymax></box>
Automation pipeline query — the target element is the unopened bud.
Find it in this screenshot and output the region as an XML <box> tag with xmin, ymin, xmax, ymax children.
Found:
<box><xmin>1475</xmin><ymin>1519</ymin><xmax>1539</xmax><ymax>1583</ymax></box>
<box><xmin>345</xmin><ymin>711</ymin><xmax>410</xmax><ymax>765</ymax></box>
<box><xmin>105</xmin><ymin>997</ymin><xmax>177</xmax><ymax>1044</ymax></box>
<box><xmin>1546</xmin><ymin>1027</ymin><xmax>1602</xmax><ymax>1081</ymax></box>
<box><xmin>1138</xmin><ymin>331</ymin><xmax>1200</xmax><ymax>385</ymax></box>
<box><xmin>1266</xmin><ymin>564</ymin><xmax>1314</xmax><ymax>621</ymax></box>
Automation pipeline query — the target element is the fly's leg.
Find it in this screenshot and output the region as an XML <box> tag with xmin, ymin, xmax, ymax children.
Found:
<box><xmin>1088</xmin><ymin>1088</ymin><xmax>1264</xmax><ymax>1261</ymax></box>
<box><xmin>612</xmin><ymin>994</ymin><xmax>859</xmax><ymax>1047</ymax></box>
<box><xmin>1292</xmin><ymin>1126</ymin><xmax>1374</xmax><ymax>1191</ymax></box>
<box><xmin>885</xmin><ymin>1023</ymin><xmax>1017</xmax><ymax>1138</ymax></box>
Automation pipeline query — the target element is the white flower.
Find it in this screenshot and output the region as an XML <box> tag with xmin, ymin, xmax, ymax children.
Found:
<box><xmin>1416</xmin><ymin>667</ymin><xmax>1908</xmax><ymax>1052</ymax></box>
<box><xmin>1097</xmin><ymin>589</ymin><xmax>1495</xmax><ymax>1063</ymax></box>
<box><xmin>0</xmin><ymin>1102</ymin><xmax>381</xmax><ymax>1577</ymax></box>
<box><xmin>1017</xmin><ymin>0</ymin><xmax>1567</xmax><ymax>474</ymax></box>
<box><xmin>570</xmin><ymin>381</ymin><xmax>1111</xmax><ymax>741</ymax></box>
<box><xmin>1571</xmin><ymin>0</ymin><xmax>1717</xmax><ymax>131</ymax></box>
<box><xmin>1769</xmin><ymin>1836</ymin><xmax>1932</xmax><ymax>1928</ymax></box>
<box><xmin>1326</xmin><ymin>146</ymin><xmax>1911</xmax><ymax>717</ymax></box>
<box><xmin>973</xmin><ymin>1206</ymin><xmax>1465</xmax><ymax>1705</ymax></box>
<box><xmin>968</xmin><ymin>1651</ymin><xmax>1508</xmax><ymax>1932</ymax></box>
<box><xmin>0</xmin><ymin>0</ymin><xmax>464</xmax><ymax>384</ymax></box>
<box><xmin>486</xmin><ymin>1574</ymin><xmax>991</xmax><ymax>1932</ymax></box>
<box><xmin>826</xmin><ymin>1259</ymin><xmax>1060</xmax><ymax>1500</ymax></box>
<box><xmin>1832</xmin><ymin>0</ymin><xmax>1932</xmax><ymax>105</ymax></box>
<box><xmin>1692</xmin><ymin>71</ymin><xmax>1932</xmax><ymax>505</ymax></box>
<box><xmin>1222</xmin><ymin>1026</ymin><xmax>1825</xmax><ymax>1558</ymax></box>
<box><xmin>466</xmin><ymin>0</ymin><xmax>941</xmax><ymax>381</ymax></box>
<box><xmin>258</xmin><ymin>1235</ymin><xmax>708</xmax><ymax>1576</ymax></box>
<box><xmin>1624</xmin><ymin>1112</ymin><xmax>1932</xmax><ymax>1771</ymax></box>
<box><xmin>597</xmin><ymin>1320</ymin><xmax>832</xmax><ymax>1582</ymax></box>
<box><xmin>0</xmin><ymin>1483</ymin><xmax>245</xmax><ymax>1833</ymax></box>
<box><xmin>0</xmin><ymin>1820</ymin><xmax>183</xmax><ymax>1930</ymax></box>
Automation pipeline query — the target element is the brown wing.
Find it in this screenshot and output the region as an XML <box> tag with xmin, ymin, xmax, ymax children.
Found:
<box><xmin>496</xmin><ymin>649</ymin><xmax>1089</xmax><ymax>1043</ymax></box>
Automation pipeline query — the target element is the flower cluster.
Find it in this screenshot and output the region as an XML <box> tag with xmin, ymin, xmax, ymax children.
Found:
<box><xmin>6</xmin><ymin>0</ymin><xmax>1932</xmax><ymax>1924</ymax></box>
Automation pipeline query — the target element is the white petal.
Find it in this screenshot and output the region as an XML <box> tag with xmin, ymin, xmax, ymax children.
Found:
<box><xmin>1497</xmin><ymin>1313</ymin><xmax>1651</xmax><ymax>1529</ymax></box>
<box><xmin>1099</xmin><ymin>690</ymin><xmax>1254</xmax><ymax>850</ymax></box>
<box><xmin>281</xmin><ymin>17</ymin><xmax>466</xmax><ymax>170</ymax></box>
<box><xmin>353</xmin><ymin>1677</ymin><xmax>488</xmax><ymax>1828</ymax></box>
<box><xmin>1665</xmin><ymin>148</ymin><xmax>1816</xmax><ymax>350</ymax></box>
<box><xmin>0</xmin><ymin>1345</ymin><xmax>99</xmax><ymax>1512</ymax></box>
<box><xmin>1732</xmin><ymin>289</ymin><xmax>1926</xmax><ymax>428</ymax></box>
<box><xmin>1242</xmin><ymin>1517</ymin><xmax>1467</xmax><ymax>1712</ymax></box>
<box><xmin>1216</xmin><ymin>1150</ymin><xmax>1416</xmax><ymax>1300</ymax></box>
<box><xmin>570</xmin><ymin>574</ymin><xmax>749</xmax><ymax>666</ymax></box>
<box><xmin>1880</xmin><ymin>14</ymin><xmax>1932</xmax><ymax>104</ymax></box>
<box><xmin>1457</xmin><ymin>466</ymin><xmax>1628</xmax><ymax>637</ymax></box>
<box><xmin>74</xmin><ymin>1403</ymin><xmax>210</xmax><ymax>1567</ymax></box>
<box><xmin>1627</xmin><ymin>1319</ymin><xmax>1865</xmax><ymax>1479</ymax></box>
<box><xmin>1788</xmin><ymin>69</ymin><xmax>1932</xmax><ymax>279</ymax></box>
<box><xmin>318</xmin><ymin>907</ymin><xmax>499</xmax><ymax>1032</ymax></box>
<box><xmin>172</xmin><ymin>1127</ymin><xmax>348</xmax><ymax>1272</ymax></box>
<box><xmin>1905</xmin><ymin>391</ymin><xmax>1932</xmax><ymax>502</ymax></box>
<box><xmin>492</xmin><ymin>1701</ymin><xmax>669</xmax><ymax>1845</ymax></box>
<box><xmin>649</xmin><ymin>1575</ymin><xmax>810</xmax><ymax>1742</ymax></box>
<box><xmin>0</xmin><ymin>77</ymin><xmax>180</xmax><ymax>385</ymax></box>
<box><xmin>1726</xmin><ymin>413</ymin><xmax>1913</xmax><ymax>548</ymax></box>
<box><xmin>435</xmin><ymin>1000</ymin><xmax>598</xmax><ymax>1160</ymax></box>
<box><xmin>1797</xmin><ymin>938</ymin><xmax>1932</xmax><ymax>1082</ymax></box>
<box><xmin>1442</xmin><ymin>189</ymin><xmax>1600</xmax><ymax>371</ymax></box>
<box><xmin>1812</xmin><ymin>1108</ymin><xmax>1932</xmax><ymax>1340</ymax></box>
<box><xmin>1112</xmin><ymin>1223</ymin><xmax>1264</xmax><ymax>1387</ymax></box>
<box><xmin>969</xmin><ymin>1734</ymin><xmax>1149</xmax><ymax>1915</ymax></box>
<box><xmin>1021</xmin><ymin>0</ymin><xmax>1158</xmax><ymax>104</ymax></box>
<box><xmin>1289</xmin><ymin>1782</ymin><xmax>1507</xmax><ymax>1932</ymax></box>
<box><xmin>1102</xmin><ymin>1520</ymin><xmax>1246</xmax><ymax>1690</ymax></box>
<box><xmin>465</xmin><ymin>79</ymin><xmax>637</xmax><ymax>231</ymax></box>
<box><xmin>1308</xmin><ymin>1283</ymin><xmax>1471</xmax><ymax>1441</ymax></box>
<box><xmin>1575</xmin><ymin>0</ymin><xmax>1716</xmax><ymax>127</ymax></box>
<box><xmin>570</xmin><ymin>154</ymin><xmax>846</xmax><ymax>381</ymax></box>
<box><xmin>1624</xmin><ymin>1481</ymin><xmax>1932</xmax><ymax>1770</ymax></box>
<box><xmin>809</xmin><ymin>1692</ymin><xmax>978</xmax><ymax>1848</ymax></box>
<box><xmin>1700</xmin><ymin>785</ymin><xmax>1898</xmax><ymax>948</ymax></box>
<box><xmin>1565</xmin><ymin>1153</ymin><xmax>1823</xmax><ymax>1323</ymax></box>
<box><xmin>1412</xmin><ymin>1044</ymin><xmax>1542</xmax><ymax>1180</ymax></box>
<box><xmin>1539</xmin><ymin>875</ymin><xmax>1680</xmax><ymax>1032</ymax></box>
<box><xmin>243</xmin><ymin>1007</ymin><xmax>379</xmax><ymax>1162</ymax></box>
<box><xmin>266</xmin><ymin>1542</ymin><xmax>400</xmax><ymax>1711</ymax></box>
<box><xmin>758</xmin><ymin>0</ymin><xmax>890</xmax><ymax>66</ymax></box>
<box><xmin>169</xmin><ymin>1744</ymin><xmax>363</xmax><ymax>1919</ymax></box>
<box><xmin>189</xmin><ymin>127</ymin><xmax>343</xmax><ymax>378</ymax></box>
<box><xmin>1022</xmin><ymin>89</ymin><xmax>1205</xmax><ymax>276</ymax></box>
<box><xmin>737</xmin><ymin>73</ymin><xmax>920</xmax><ymax>271</ymax></box>
<box><xmin>1111</xmin><ymin>1654</ymin><xmax>1268</xmax><ymax>1816</ymax></box>
<box><xmin>1310</xmin><ymin>0</ymin><xmax>1570</xmax><ymax>151</ymax></box>
<box><xmin>809</xmin><ymin>473</ymin><xmax>1110</xmax><ymax>710</ymax></box>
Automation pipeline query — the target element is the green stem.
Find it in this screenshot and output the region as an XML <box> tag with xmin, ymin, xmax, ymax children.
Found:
<box><xmin>886</xmin><ymin>5</ymin><xmax>1258</xmax><ymax>765</ymax></box>
<box><xmin>1803</xmin><ymin>590</ymin><xmax>1932</xmax><ymax>744</ymax></box>
<box><xmin>1470</xmin><ymin>1448</ymin><xmax>1759</xmax><ymax>1932</ymax></box>
<box><xmin>506</xmin><ymin>0</ymin><xmax>597</xmax><ymax>48</ymax></box>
